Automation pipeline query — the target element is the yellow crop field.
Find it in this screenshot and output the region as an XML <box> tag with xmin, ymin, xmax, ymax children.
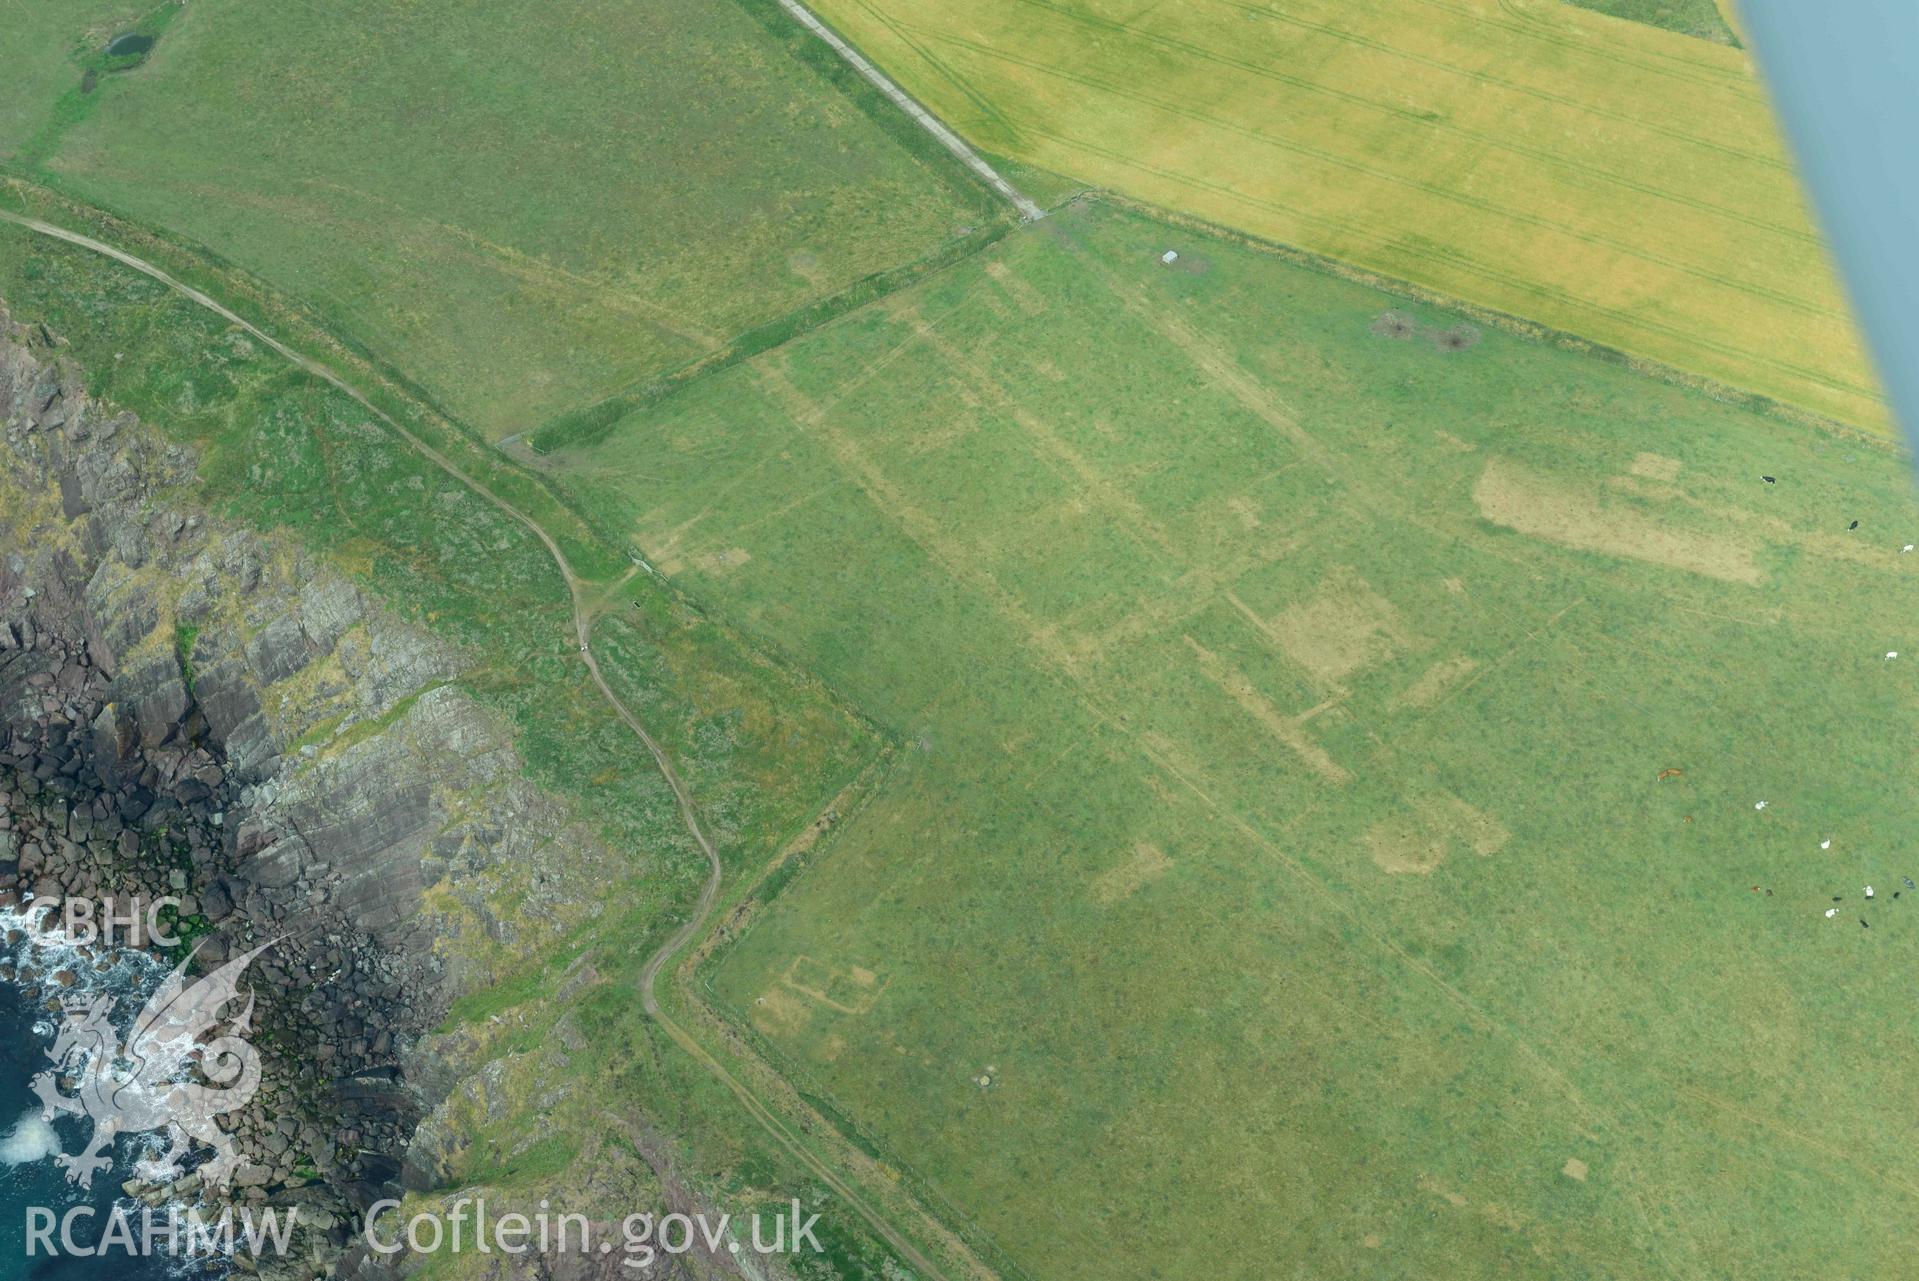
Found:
<box><xmin>810</xmin><ymin>0</ymin><xmax>1888</xmax><ymax>430</ymax></box>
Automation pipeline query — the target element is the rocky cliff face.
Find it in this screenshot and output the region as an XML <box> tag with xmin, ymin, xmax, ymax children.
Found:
<box><xmin>0</xmin><ymin>308</ymin><xmax>624</xmax><ymax>1275</ymax></box>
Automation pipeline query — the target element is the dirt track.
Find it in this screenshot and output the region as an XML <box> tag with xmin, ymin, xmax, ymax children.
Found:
<box><xmin>771</xmin><ymin>0</ymin><xmax>1045</xmax><ymax>222</ymax></box>
<box><xmin>0</xmin><ymin>204</ymin><xmax>969</xmax><ymax>1281</ymax></box>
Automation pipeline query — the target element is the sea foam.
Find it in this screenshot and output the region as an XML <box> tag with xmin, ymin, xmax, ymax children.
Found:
<box><xmin>0</xmin><ymin>1110</ymin><xmax>59</xmax><ymax>1166</ymax></box>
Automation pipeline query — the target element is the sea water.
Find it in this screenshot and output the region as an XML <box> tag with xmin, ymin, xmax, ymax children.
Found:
<box><xmin>1741</xmin><ymin>4</ymin><xmax>1919</xmax><ymax>446</ymax></box>
<box><xmin>0</xmin><ymin>910</ymin><xmax>217</xmax><ymax>1281</ymax></box>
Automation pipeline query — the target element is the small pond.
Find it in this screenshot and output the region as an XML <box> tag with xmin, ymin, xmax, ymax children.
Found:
<box><xmin>105</xmin><ymin>32</ymin><xmax>155</xmax><ymax>58</ymax></box>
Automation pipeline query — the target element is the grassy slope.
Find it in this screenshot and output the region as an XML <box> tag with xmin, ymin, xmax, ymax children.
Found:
<box><xmin>794</xmin><ymin>0</ymin><xmax>1881</xmax><ymax>432</ymax></box>
<box><xmin>0</xmin><ymin>0</ymin><xmax>146</xmax><ymax>152</ymax></box>
<box><xmin>1564</xmin><ymin>0</ymin><xmax>1741</xmax><ymax>46</ymax></box>
<box><xmin>1</xmin><ymin>0</ymin><xmax>1002</xmax><ymax>439</ymax></box>
<box><xmin>0</xmin><ymin>214</ymin><xmax>908</xmax><ymax>1276</ymax></box>
<box><xmin>550</xmin><ymin>199</ymin><xmax>1919</xmax><ymax>1281</ymax></box>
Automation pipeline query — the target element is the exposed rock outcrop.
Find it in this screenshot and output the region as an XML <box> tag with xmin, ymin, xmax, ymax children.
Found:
<box><xmin>0</xmin><ymin>306</ymin><xmax>621</xmax><ymax>1276</ymax></box>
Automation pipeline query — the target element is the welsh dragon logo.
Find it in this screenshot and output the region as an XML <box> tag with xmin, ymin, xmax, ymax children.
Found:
<box><xmin>30</xmin><ymin>940</ymin><xmax>276</xmax><ymax>1192</ymax></box>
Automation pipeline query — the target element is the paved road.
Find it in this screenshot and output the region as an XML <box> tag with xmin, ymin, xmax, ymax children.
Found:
<box><xmin>0</xmin><ymin>204</ymin><xmax>965</xmax><ymax>1281</ymax></box>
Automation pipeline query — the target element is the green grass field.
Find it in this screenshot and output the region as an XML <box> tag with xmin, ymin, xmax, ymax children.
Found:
<box><xmin>0</xmin><ymin>206</ymin><xmax>920</xmax><ymax>1278</ymax></box>
<box><xmin>0</xmin><ymin>0</ymin><xmax>1003</xmax><ymax>439</ymax></box>
<box><xmin>796</xmin><ymin>0</ymin><xmax>1881</xmax><ymax>432</ymax></box>
<box><xmin>4</xmin><ymin>2</ymin><xmax>1910</xmax><ymax>1274</ymax></box>
<box><xmin>547</xmin><ymin>199</ymin><xmax>1919</xmax><ymax>1280</ymax></box>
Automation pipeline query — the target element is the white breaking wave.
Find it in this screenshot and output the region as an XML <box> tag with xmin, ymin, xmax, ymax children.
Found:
<box><xmin>0</xmin><ymin>901</ymin><xmax>169</xmax><ymax>1009</ymax></box>
<box><xmin>0</xmin><ymin>1110</ymin><xmax>60</xmax><ymax>1166</ymax></box>
<box><xmin>1</xmin><ymin>901</ymin><xmax>173</xmax><ymax>1172</ymax></box>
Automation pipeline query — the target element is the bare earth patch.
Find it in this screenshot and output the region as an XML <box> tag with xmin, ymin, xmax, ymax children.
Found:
<box><xmin>1368</xmin><ymin>790</ymin><xmax>1510</xmax><ymax>875</ymax></box>
<box><xmin>751</xmin><ymin>985</ymin><xmax>815</xmax><ymax>1039</ymax></box>
<box><xmin>1427</xmin><ymin>323</ymin><xmax>1481</xmax><ymax>353</ymax></box>
<box><xmin>1395</xmin><ymin>655</ymin><xmax>1479</xmax><ymax>710</ymax></box>
<box><xmin>693</xmin><ymin>547</ymin><xmax>753</xmax><ymax>574</ymax></box>
<box><xmin>1091</xmin><ymin>841</ymin><xmax>1173</xmax><ymax>905</ymax></box>
<box><xmin>1366</xmin><ymin>815</ymin><xmax>1448</xmax><ymax>875</ymax></box>
<box><xmin>984</xmin><ymin>260</ymin><xmax>1048</xmax><ymax>316</ymax></box>
<box><xmin>1562</xmin><ymin>1157</ymin><xmax>1590</xmax><ymax>1182</ymax></box>
<box><xmin>1629</xmin><ymin>452</ymin><xmax>1683</xmax><ymax>482</ymax></box>
<box><xmin>783</xmin><ymin>955</ymin><xmax>889</xmax><ymax>1014</ymax></box>
<box><xmin>1269</xmin><ymin>567</ymin><xmax>1422</xmax><ymax>685</ymax></box>
<box><xmin>1370</xmin><ymin>309</ymin><xmax>1418</xmax><ymax>340</ymax></box>
<box><xmin>1184</xmin><ymin>636</ymin><xmax>1353</xmax><ymax>785</ymax></box>
<box><xmin>1474</xmin><ymin>458</ymin><xmax>1762</xmax><ymax>584</ymax></box>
